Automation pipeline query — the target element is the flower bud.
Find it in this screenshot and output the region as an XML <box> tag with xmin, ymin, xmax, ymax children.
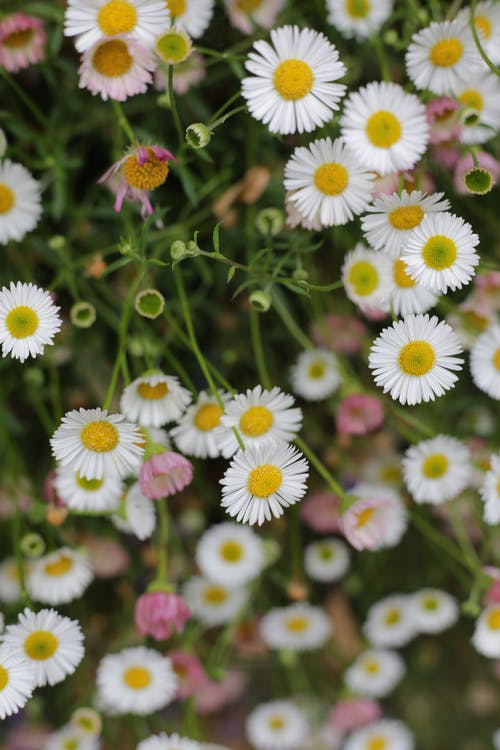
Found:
<box><xmin>70</xmin><ymin>301</ymin><xmax>96</xmax><ymax>328</ymax></box>
<box><xmin>249</xmin><ymin>290</ymin><xmax>272</xmax><ymax>312</ymax></box>
<box><xmin>256</xmin><ymin>207</ymin><xmax>285</xmax><ymax>236</ymax></box>
<box><xmin>134</xmin><ymin>288</ymin><xmax>165</xmax><ymax>320</ymax></box>
<box><xmin>155</xmin><ymin>28</ymin><xmax>192</xmax><ymax>64</ymax></box>
<box><xmin>463</xmin><ymin>166</ymin><xmax>494</xmax><ymax>195</ymax></box>
<box><xmin>185</xmin><ymin>122</ymin><xmax>211</xmax><ymax>149</ymax></box>
<box><xmin>20</xmin><ymin>532</ymin><xmax>45</xmax><ymax>558</ymax></box>
<box><xmin>170</xmin><ymin>239</ymin><xmax>188</xmax><ymax>260</ymax></box>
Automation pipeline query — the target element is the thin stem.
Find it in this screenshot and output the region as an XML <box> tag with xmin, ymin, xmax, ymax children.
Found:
<box><xmin>372</xmin><ymin>35</ymin><xmax>390</xmax><ymax>82</ymax></box>
<box><xmin>156</xmin><ymin>501</ymin><xmax>169</xmax><ymax>585</ymax></box>
<box><xmin>208</xmin><ymin>90</ymin><xmax>242</xmax><ymax>126</ymax></box>
<box><xmin>168</xmin><ymin>65</ymin><xmax>185</xmax><ymax>148</ymax></box>
<box><xmin>111</xmin><ymin>100</ymin><xmax>137</xmax><ymax>145</ymax></box>
<box><xmin>271</xmin><ymin>290</ymin><xmax>313</xmax><ymax>351</ymax></box>
<box><xmin>295</xmin><ymin>435</ymin><xmax>348</xmax><ymax>501</ymax></box>
<box><xmin>250</xmin><ymin>309</ymin><xmax>271</xmax><ymax>389</ymax></box>
<box><xmin>410</xmin><ymin>511</ymin><xmax>478</xmax><ymax>575</ymax></box>
<box><xmin>469</xmin><ymin>0</ymin><xmax>500</xmax><ymax>77</ymax></box>
<box><xmin>0</xmin><ymin>68</ymin><xmax>49</xmax><ymax>127</ymax></box>
<box><xmin>103</xmin><ymin>276</ymin><xmax>141</xmax><ymax>410</ymax></box>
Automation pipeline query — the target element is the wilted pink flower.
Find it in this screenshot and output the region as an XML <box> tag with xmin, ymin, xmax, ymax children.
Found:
<box><xmin>140</xmin><ymin>451</ymin><xmax>193</xmax><ymax>499</ymax></box>
<box><xmin>454</xmin><ymin>152</ymin><xmax>500</xmax><ymax>194</ymax></box>
<box><xmin>300</xmin><ymin>491</ymin><xmax>342</xmax><ymax>533</ymax></box>
<box><xmin>341</xmin><ymin>489</ymin><xmax>407</xmax><ymax>551</ymax></box>
<box><xmin>330</xmin><ymin>698</ymin><xmax>381</xmax><ymax>733</ymax></box>
<box><xmin>336</xmin><ymin>394</ymin><xmax>384</xmax><ymax>437</ymax></box>
<box><xmin>85</xmin><ymin>536</ymin><xmax>130</xmax><ymax>578</ymax></box>
<box><xmin>194</xmin><ymin>669</ymin><xmax>247</xmax><ymax>714</ymax></box>
<box><xmin>426</xmin><ymin>97</ymin><xmax>461</xmax><ymax>144</ymax></box>
<box><xmin>98</xmin><ymin>144</ymin><xmax>176</xmax><ymax>218</ymax></box>
<box><xmin>170</xmin><ymin>651</ymin><xmax>208</xmax><ymax>699</ymax></box>
<box><xmin>135</xmin><ymin>590</ymin><xmax>191</xmax><ymax>640</ymax></box>
<box><xmin>311</xmin><ymin>314</ymin><xmax>367</xmax><ymax>355</ymax></box>
<box><xmin>0</xmin><ymin>14</ymin><xmax>46</xmax><ymax>73</ymax></box>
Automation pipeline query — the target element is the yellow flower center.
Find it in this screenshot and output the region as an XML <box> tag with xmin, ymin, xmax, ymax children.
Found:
<box><xmin>92</xmin><ymin>39</ymin><xmax>133</xmax><ymax>77</ymax></box>
<box><xmin>355</xmin><ymin>506</ymin><xmax>375</xmax><ymax>529</ymax></box>
<box><xmin>348</xmin><ymin>260</ymin><xmax>379</xmax><ymax>297</ymax></box>
<box><xmin>165</xmin><ymin>0</ymin><xmax>186</xmax><ymax>19</ymax></box>
<box><xmin>318</xmin><ymin>544</ymin><xmax>334</xmax><ymax>560</ymax></box>
<box><xmin>123</xmin><ymin>666</ymin><xmax>151</xmax><ymax>689</ymax></box>
<box><xmin>247</xmin><ymin>464</ymin><xmax>283</xmax><ymax>497</ymax></box>
<box><xmin>429</xmin><ymin>38</ymin><xmax>463</xmax><ymax>67</ymax></box>
<box><xmin>122</xmin><ymin>149</ymin><xmax>170</xmax><ymax>191</ymax></box>
<box><xmin>97</xmin><ymin>0</ymin><xmax>138</xmax><ymax>35</ymax></box>
<box><xmin>487</xmin><ymin>609</ymin><xmax>500</xmax><ymax>630</ymax></box>
<box><xmin>80</xmin><ymin>420</ymin><xmax>119</xmax><ymax>453</ymax></box>
<box><xmin>422</xmin><ymin>235</ymin><xmax>457</xmax><ymax>270</ymax></box>
<box><xmin>0</xmin><ymin>665</ymin><xmax>9</xmax><ymax>691</ymax></box>
<box><xmin>286</xmin><ymin>615</ymin><xmax>309</xmax><ymax>632</ymax></box>
<box><xmin>384</xmin><ymin>608</ymin><xmax>401</xmax><ymax>625</ymax></box>
<box><xmin>44</xmin><ymin>554</ymin><xmax>74</xmax><ymax>577</ymax></box>
<box><xmin>398</xmin><ymin>340</ymin><xmax>435</xmax><ymax>376</ymax></box>
<box><xmin>203</xmin><ymin>585</ymin><xmax>228</xmax><ymax>604</ymax></box>
<box><xmin>459</xmin><ymin>89</ymin><xmax>484</xmax><ymax>113</ymax></box>
<box><xmin>2</xmin><ymin>29</ymin><xmax>34</xmax><ymax>48</ymax></box>
<box><xmin>475</xmin><ymin>14</ymin><xmax>492</xmax><ymax>40</ymax></box>
<box><xmin>389</xmin><ymin>204</ymin><xmax>424</xmax><ymax>231</ymax></box>
<box><xmin>314</xmin><ymin>162</ymin><xmax>349</xmax><ymax>196</ymax></box>
<box><xmin>364</xmin><ymin>659</ymin><xmax>380</xmax><ymax>674</ymax></box>
<box><xmin>268</xmin><ymin>715</ymin><xmax>285</xmax><ymax>730</ymax></box>
<box><xmin>76</xmin><ymin>473</ymin><xmax>105</xmax><ymax>491</ymax></box>
<box><xmin>393</xmin><ymin>259</ymin><xmax>416</xmax><ymax>289</ymax></box>
<box><xmin>156</xmin><ymin>30</ymin><xmax>190</xmax><ymax>64</ymax></box>
<box><xmin>0</xmin><ymin>184</ymin><xmax>15</xmax><ymax>214</ymax></box>
<box><xmin>380</xmin><ymin>464</ymin><xmax>402</xmax><ymax>483</ymax></box>
<box><xmin>422</xmin><ymin>453</ymin><xmax>448</xmax><ymax>479</ymax></box>
<box><xmin>239</xmin><ymin>405</ymin><xmax>273</xmax><ymax>437</ymax></box>
<box><xmin>273</xmin><ymin>59</ymin><xmax>314</xmax><ymax>101</ymax></box>
<box><xmin>5</xmin><ymin>306</ymin><xmax>39</xmax><ymax>339</ymax></box>
<box><xmin>137</xmin><ymin>381</ymin><xmax>169</xmax><ymax>400</ymax></box>
<box><xmin>366</xmin><ymin>111</ymin><xmax>402</xmax><ymax>148</ymax></box>
<box><xmin>235</xmin><ymin>0</ymin><xmax>263</xmax><ymax>12</ymax></box>
<box><xmin>62</xmin><ymin>740</ymin><xmax>78</xmax><ymax>750</ymax></box>
<box><xmin>194</xmin><ymin>403</ymin><xmax>223</xmax><ymax>431</ymax></box>
<box><xmin>345</xmin><ymin>0</ymin><xmax>370</xmax><ymax>18</ymax></box>
<box><xmin>24</xmin><ymin>631</ymin><xmax>58</xmax><ymax>660</ymax></box>
<box><xmin>220</xmin><ymin>540</ymin><xmax>244</xmax><ymax>562</ymax></box>
<box><xmin>493</xmin><ymin>347</ymin><xmax>500</xmax><ymax>371</ymax></box>
<box><xmin>308</xmin><ymin>360</ymin><xmax>327</xmax><ymax>379</ymax></box>
<box><xmin>368</xmin><ymin>737</ymin><xmax>388</xmax><ymax>750</ymax></box>
<box><xmin>422</xmin><ymin>595</ymin><xmax>438</xmax><ymax>611</ymax></box>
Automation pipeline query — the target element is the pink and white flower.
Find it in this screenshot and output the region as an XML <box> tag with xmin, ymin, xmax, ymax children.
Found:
<box><xmin>0</xmin><ymin>14</ymin><xmax>46</xmax><ymax>73</ymax></box>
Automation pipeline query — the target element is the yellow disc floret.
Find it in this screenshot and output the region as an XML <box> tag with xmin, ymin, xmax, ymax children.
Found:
<box><xmin>220</xmin><ymin>540</ymin><xmax>243</xmax><ymax>562</ymax></box>
<box><xmin>6</xmin><ymin>306</ymin><xmax>38</xmax><ymax>339</ymax></box>
<box><xmin>165</xmin><ymin>0</ymin><xmax>186</xmax><ymax>18</ymax></box>
<box><xmin>459</xmin><ymin>89</ymin><xmax>484</xmax><ymax>113</ymax></box>
<box><xmin>236</xmin><ymin>0</ymin><xmax>263</xmax><ymax>12</ymax></box>
<box><xmin>314</xmin><ymin>162</ymin><xmax>349</xmax><ymax>196</ymax></box>
<box><xmin>422</xmin><ymin>235</ymin><xmax>457</xmax><ymax>270</ymax></box>
<box><xmin>0</xmin><ymin>665</ymin><xmax>9</xmax><ymax>691</ymax></box>
<box><xmin>137</xmin><ymin>381</ymin><xmax>169</xmax><ymax>400</ymax></box>
<box><xmin>2</xmin><ymin>29</ymin><xmax>34</xmax><ymax>48</ymax></box>
<box><xmin>475</xmin><ymin>15</ymin><xmax>492</xmax><ymax>40</ymax></box>
<box><xmin>308</xmin><ymin>360</ymin><xmax>327</xmax><ymax>379</ymax></box>
<box><xmin>44</xmin><ymin>554</ymin><xmax>74</xmax><ymax>577</ymax></box>
<box><xmin>24</xmin><ymin>631</ymin><xmax>58</xmax><ymax>660</ymax></box>
<box><xmin>97</xmin><ymin>0</ymin><xmax>138</xmax><ymax>36</ymax></box>
<box><xmin>194</xmin><ymin>403</ymin><xmax>223</xmax><ymax>431</ymax></box>
<box><xmin>348</xmin><ymin>260</ymin><xmax>379</xmax><ymax>296</ymax></box>
<box><xmin>393</xmin><ymin>259</ymin><xmax>416</xmax><ymax>289</ymax></box>
<box><xmin>422</xmin><ymin>453</ymin><xmax>449</xmax><ymax>479</ymax></box>
<box><xmin>346</xmin><ymin>0</ymin><xmax>371</xmax><ymax>18</ymax></box>
<box><xmin>203</xmin><ymin>585</ymin><xmax>228</xmax><ymax>604</ymax></box>
<box><xmin>389</xmin><ymin>205</ymin><xmax>424</xmax><ymax>230</ymax></box>
<box><xmin>156</xmin><ymin>30</ymin><xmax>191</xmax><ymax>64</ymax></box>
<box><xmin>368</xmin><ymin>737</ymin><xmax>388</xmax><ymax>750</ymax></box>
<box><xmin>493</xmin><ymin>347</ymin><xmax>500</xmax><ymax>371</ymax></box>
<box><xmin>268</xmin><ymin>716</ymin><xmax>285</xmax><ymax>730</ymax></box>
<box><xmin>487</xmin><ymin>609</ymin><xmax>500</xmax><ymax>630</ymax></box>
<box><xmin>76</xmin><ymin>474</ymin><xmax>105</xmax><ymax>491</ymax></box>
<box><xmin>398</xmin><ymin>340</ymin><xmax>436</xmax><ymax>376</ymax></box>
<box><xmin>384</xmin><ymin>608</ymin><xmax>401</xmax><ymax>625</ymax></box>
<box><xmin>80</xmin><ymin>420</ymin><xmax>119</xmax><ymax>453</ymax></box>
<box><xmin>0</xmin><ymin>184</ymin><xmax>14</xmax><ymax>214</ymax></box>
<box><xmin>429</xmin><ymin>38</ymin><xmax>463</xmax><ymax>67</ymax></box>
<box><xmin>247</xmin><ymin>464</ymin><xmax>283</xmax><ymax>498</ymax></box>
<box><xmin>273</xmin><ymin>59</ymin><xmax>314</xmax><ymax>101</ymax></box>
<box><xmin>286</xmin><ymin>615</ymin><xmax>309</xmax><ymax>632</ymax></box>
<box><xmin>122</xmin><ymin>149</ymin><xmax>170</xmax><ymax>191</ymax></box>
<box><xmin>239</xmin><ymin>405</ymin><xmax>273</xmax><ymax>437</ymax></box>
<box><xmin>366</xmin><ymin>111</ymin><xmax>402</xmax><ymax>148</ymax></box>
<box><xmin>92</xmin><ymin>39</ymin><xmax>133</xmax><ymax>77</ymax></box>
<box><xmin>123</xmin><ymin>666</ymin><xmax>151</xmax><ymax>689</ymax></box>
<box><xmin>355</xmin><ymin>506</ymin><xmax>375</xmax><ymax>529</ymax></box>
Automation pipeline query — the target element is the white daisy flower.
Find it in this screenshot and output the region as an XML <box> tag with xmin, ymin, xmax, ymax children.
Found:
<box><xmin>466</xmin><ymin>0</ymin><xmax>500</xmax><ymax>65</ymax></box>
<box><xmin>165</xmin><ymin>0</ymin><xmax>214</xmax><ymax>38</ymax></box>
<box><xmin>343</xmin><ymin>719</ymin><xmax>414</xmax><ymax>750</ymax></box>
<box><xmin>402</xmin><ymin>434</ymin><xmax>471</xmax><ymax>505</ymax></box>
<box><xmin>246</xmin><ymin>700</ymin><xmax>308</xmax><ymax>750</ymax></box>
<box><xmin>183</xmin><ymin>575</ymin><xmax>248</xmax><ymax>626</ymax></box>
<box><xmin>220</xmin><ymin>442</ymin><xmax>309</xmax><ymax>526</ymax></box>
<box><xmin>0</xmin><ymin>558</ymin><xmax>25</xmax><ymax>604</ymax></box>
<box><xmin>401</xmin><ymin>212</ymin><xmax>479</xmax><ymax>294</ymax></box>
<box><xmin>96</xmin><ymin>646</ymin><xmax>177</xmax><ymax>715</ymax></box>
<box><xmin>409</xmin><ymin>588</ymin><xmax>459</xmax><ymax>633</ymax></box>
<box><xmin>472</xmin><ymin>605</ymin><xmax>500</xmax><ymax>658</ymax></box>
<box><xmin>64</xmin><ymin>0</ymin><xmax>170</xmax><ymax>52</ymax></box>
<box><xmin>342</xmin><ymin>483</ymin><xmax>408</xmax><ymax>551</ymax></box>
<box><xmin>45</xmin><ymin>726</ymin><xmax>99</xmax><ymax>750</ymax></box>
<box><xmin>79</xmin><ymin>37</ymin><xmax>157</xmax><ymax>102</ymax></box>
<box><xmin>390</xmin><ymin>258</ymin><xmax>438</xmax><ymax>317</ymax></box>
<box><xmin>0</xmin><ymin>643</ymin><xmax>36</xmax><ymax>720</ymax></box>
<box><xmin>326</xmin><ymin>0</ymin><xmax>393</xmax><ymax>40</ymax></box>
<box><xmin>0</xmin><ymin>282</ymin><xmax>61</xmax><ymax>363</ymax></box>
<box><xmin>112</xmin><ymin>481</ymin><xmax>156</xmax><ymax>540</ymax></box>
<box><xmin>340</xmin><ymin>82</ymin><xmax>428</xmax><ymax>176</ymax></box>
<box><xmin>363</xmin><ymin>594</ymin><xmax>417</xmax><ymax>648</ymax></box>
<box><xmin>341</xmin><ymin>243</ymin><xmax>393</xmax><ymax>311</ymax></box>
<box><xmin>368</xmin><ymin>314</ymin><xmax>464</xmax><ymax>405</ymax></box>
<box><xmin>0</xmin><ymin>160</ymin><xmax>42</xmax><ymax>244</ymax></box>
<box><xmin>50</xmin><ymin>407</ymin><xmax>144</xmax><ymax>481</ymax></box>
<box><xmin>26</xmin><ymin>547</ymin><xmax>94</xmax><ymax>606</ymax></box>
<box><xmin>260</xmin><ymin>602</ymin><xmax>332</xmax><ymax>651</ymax></box>
<box><xmin>120</xmin><ymin>372</ymin><xmax>192</xmax><ymax>427</ymax></box>
<box><xmin>54</xmin><ymin>465</ymin><xmax>123</xmax><ymax>513</ymax></box>
<box><xmin>195</xmin><ymin>522</ymin><xmax>265</xmax><ymax>588</ymax></box>
<box><xmin>218</xmin><ymin>385</ymin><xmax>302</xmax><ymax>459</ymax></box>
<box><xmin>470</xmin><ymin>324</ymin><xmax>500</xmax><ymax>400</ymax></box>
<box><xmin>304</xmin><ymin>537</ymin><xmax>350</xmax><ymax>583</ymax></box>
<box><xmin>405</xmin><ymin>18</ymin><xmax>482</xmax><ymax>96</ymax></box>
<box><xmin>2</xmin><ymin>607</ymin><xmax>84</xmax><ymax>687</ymax></box>
<box><xmin>361</xmin><ymin>190</ymin><xmax>450</xmax><ymax>260</ymax></box>
<box><xmin>137</xmin><ymin>732</ymin><xmax>202</xmax><ymax>750</ymax></box>
<box><xmin>289</xmin><ymin>348</ymin><xmax>342</xmax><ymax>401</ymax></box>
<box><xmin>170</xmin><ymin>390</ymin><xmax>231</xmax><ymax>459</ymax></box>
<box><xmin>70</xmin><ymin>707</ymin><xmax>102</xmax><ymax>736</ymax></box>
<box><xmin>456</xmin><ymin>73</ymin><xmax>500</xmax><ymax>145</ymax></box>
<box><xmin>479</xmin><ymin>452</ymin><xmax>500</xmax><ymax>524</ymax></box>
<box><xmin>283</xmin><ymin>137</ymin><xmax>374</xmax><ymax>227</ymax></box>
<box><xmin>241</xmin><ymin>25</ymin><xmax>346</xmax><ymax>135</ymax></box>
<box><xmin>344</xmin><ymin>648</ymin><xmax>405</xmax><ymax>698</ymax></box>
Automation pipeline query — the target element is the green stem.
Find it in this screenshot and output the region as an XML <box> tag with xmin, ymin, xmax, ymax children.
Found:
<box><xmin>168</xmin><ymin>65</ymin><xmax>185</xmax><ymax>148</ymax></box>
<box><xmin>271</xmin><ymin>290</ymin><xmax>313</xmax><ymax>351</ymax></box>
<box><xmin>372</xmin><ymin>35</ymin><xmax>390</xmax><ymax>82</ymax></box>
<box><xmin>250</xmin><ymin>309</ymin><xmax>271</xmax><ymax>389</ymax></box>
<box><xmin>469</xmin><ymin>0</ymin><xmax>500</xmax><ymax>77</ymax></box>
<box><xmin>410</xmin><ymin>510</ymin><xmax>478</xmax><ymax>574</ymax></box>
<box><xmin>294</xmin><ymin>435</ymin><xmax>347</xmax><ymax>501</ymax></box>
<box><xmin>12</xmin><ymin>502</ymin><xmax>32</xmax><ymax>608</ymax></box>
<box><xmin>156</xmin><ymin>501</ymin><xmax>170</xmax><ymax>585</ymax></box>
<box><xmin>0</xmin><ymin>67</ymin><xmax>49</xmax><ymax>127</ymax></box>
<box><xmin>111</xmin><ymin>100</ymin><xmax>137</xmax><ymax>145</ymax></box>
<box><xmin>208</xmin><ymin>90</ymin><xmax>242</xmax><ymax>125</ymax></box>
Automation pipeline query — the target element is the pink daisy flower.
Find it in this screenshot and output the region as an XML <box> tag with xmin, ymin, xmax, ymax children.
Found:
<box><xmin>341</xmin><ymin>487</ymin><xmax>407</xmax><ymax>551</ymax></box>
<box><xmin>139</xmin><ymin>451</ymin><xmax>193</xmax><ymax>500</ymax></box>
<box><xmin>135</xmin><ymin>590</ymin><xmax>191</xmax><ymax>640</ymax></box>
<box><xmin>170</xmin><ymin>651</ymin><xmax>208</xmax><ymax>699</ymax></box>
<box><xmin>330</xmin><ymin>698</ymin><xmax>381</xmax><ymax>734</ymax></box>
<box><xmin>300</xmin><ymin>490</ymin><xmax>342</xmax><ymax>533</ymax></box>
<box><xmin>225</xmin><ymin>0</ymin><xmax>283</xmax><ymax>35</ymax></box>
<box><xmin>335</xmin><ymin>394</ymin><xmax>384</xmax><ymax>437</ymax></box>
<box><xmin>426</xmin><ymin>97</ymin><xmax>462</xmax><ymax>144</ymax></box>
<box><xmin>0</xmin><ymin>14</ymin><xmax>46</xmax><ymax>73</ymax></box>
<box><xmin>78</xmin><ymin>36</ymin><xmax>156</xmax><ymax>102</ymax></box>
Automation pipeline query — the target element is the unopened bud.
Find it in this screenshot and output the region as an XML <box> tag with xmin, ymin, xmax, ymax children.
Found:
<box><xmin>134</xmin><ymin>289</ymin><xmax>165</xmax><ymax>320</ymax></box>
<box><xmin>20</xmin><ymin>532</ymin><xmax>45</xmax><ymax>558</ymax></box>
<box><xmin>249</xmin><ymin>290</ymin><xmax>272</xmax><ymax>312</ymax></box>
<box><xmin>170</xmin><ymin>239</ymin><xmax>188</xmax><ymax>260</ymax></box>
<box><xmin>256</xmin><ymin>207</ymin><xmax>285</xmax><ymax>237</ymax></box>
<box><xmin>463</xmin><ymin>166</ymin><xmax>494</xmax><ymax>195</ymax></box>
<box><xmin>185</xmin><ymin>122</ymin><xmax>211</xmax><ymax>150</ymax></box>
<box><xmin>71</xmin><ymin>301</ymin><xmax>96</xmax><ymax>328</ymax></box>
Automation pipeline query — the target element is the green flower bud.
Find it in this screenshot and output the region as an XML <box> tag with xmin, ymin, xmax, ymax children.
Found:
<box><xmin>256</xmin><ymin>207</ymin><xmax>285</xmax><ymax>237</ymax></box>
<box><xmin>155</xmin><ymin>28</ymin><xmax>192</xmax><ymax>65</ymax></box>
<box><xmin>249</xmin><ymin>290</ymin><xmax>272</xmax><ymax>312</ymax></box>
<box><xmin>463</xmin><ymin>167</ymin><xmax>494</xmax><ymax>195</ymax></box>
<box><xmin>292</xmin><ymin>268</ymin><xmax>309</xmax><ymax>282</ymax></box>
<box><xmin>23</xmin><ymin>367</ymin><xmax>45</xmax><ymax>388</ymax></box>
<box><xmin>185</xmin><ymin>123</ymin><xmax>212</xmax><ymax>150</ymax></box>
<box><xmin>20</xmin><ymin>532</ymin><xmax>45</xmax><ymax>558</ymax></box>
<box><xmin>48</xmin><ymin>235</ymin><xmax>66</xmax><ymax>251</ymax></box>
<box><xmin>134</xmin><ymin>289</ymin><xmax>165</xmax><ymax>320</ymax></box>
<box><xmin>70</xmin><ymin>301</ymin><xmax>96</xmax><ymax>328</ymax></box>
<box><xmin>170</xmin><ymin>239</ymin><xmax>188</xmax><ymax>260</ymax></box>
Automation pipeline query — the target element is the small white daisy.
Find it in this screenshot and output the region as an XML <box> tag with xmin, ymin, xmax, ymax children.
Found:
<box><xmin>0</xmin><ymin>282</ymin><xmax>61</xmax><ymax>363</ymax></box>
<box><xmin>183</xmin><ymin>575</ymin><xmax>248</xmax><ymax>626</ymax></box>
<box><xmin>361</xmin><ymin>190</ymin><xmax>450</xmax><ymax>259</ymax></box>
<box><xmin>112</xmin><ymin>481</ymin><xmax>156</xmax><ymax>540</ymax></box>
<box><xmin>50</xmin><ymin>407</ymin><xmax>144</xmax><ymax>481</ymax></box>
<box><xmin>344</xmin><ymin>648</ymin><xmax>405</xmax><ymax>698</ymax></box>
<box><xmin>304</xmin><ymin>537</ymin><xmax>350</xmax><ymax>583</ymax></box>
<box><xmin>289</xmin><ymin>348</ymin><xmax>342</xmax><ymax>401</ymax></box>
<box><xmin>342</xmin><ymin>483</ymin><xmax>408</xmax><ymax>551</ymax></box>
<box><xmin>137</xmin><ymin>732</ymin><xmax>202</xmax><ymax>750</ymax></box>
<box><xmin>401</xmin><ymin>212</ymin><xmax>479</xmax><ymax>294</ymax></box>
<box><xmin>0</xmin><ymin>558</ymin><xmax>24</xmax><ymax>604</ymax></box>
<box><xmin>195</xmin><ymin>522</ymin><xmax>265</xmax><ymax>588</ymax></box>
<box><xmin>406</xmin><ymin>18</ymin><xmax>483</xmax><ymax>96</ymax></box>
<box><xmin>26</xmin><ymin>547</ymin><xmax>94</xmax><ymax>606</ymax></box>
<box><xmin>341</xmin><ymin>243</ymin><xmax>393</xmax><ymax>311</ymax></box>
<box><xmin>363</xmin><ymin>594</ymin><xmax>417</xmax><ymax>648</ymax></box>
<box><xmin>79</xmin><ymin>37</ymin><xmax>157</xmax><ymax>102</ymax></box>
<box><xmin>466</xmin><ymin>0</ymin><xmax>500</xmax><ymax>65</ymax></box>
<box><xmin>165</xmin><ymin>0</ymin><xmax>214</xmax><ymax>38</ymax></box>
<box><xmin>2</xmin><ymin>607</ymin><xmax>84</xmax><ymax>687</ymax></box>
<box><xmin>120</xmin><ymin>372</ymin><xmax>192</xmax><ymax>427</ymax></box>
<box><xmin>470</xmin><ymin>324</ymin><xmax>500</xmax><ymax>400</ymax></box>
<box><xmin>283</xmin><ymin>137</ymin><xmax>374</xmax><ymax>228</ymax></box>
<box><xmin>70</xmin><ymin>707</ymin><xmax>102</xmax><ymax>736</ymax></box>
<box><xmin>170</xmin><ymin>390</ymin><xmax>231</xmax><ymax>459</ymax></box>
<box><xmin>54</xmin><ymin>465</ymin><xmax>123</xmax><ymax>513</ymax></box>
<box><xmin>326</xmin><ymin>0</ymin><xmax>393</xmax><ymax>40</ymax></box>
<box><xmin>479</xmin><ymin>452</ymin><xmax>500</xmax><ymax>524</ymax></box>
<box><xmin>96</xmin><ymin>646</ymin><xmax>177</xmax><ymax>715</ymax></box>
<box><xmin>218</xmin><ymin>385</ymin><xmax>302</xmax><ymax>458</ymax></box>
<box><xmin>241</xmin><ymin>25</ymin><xmax>346</xmax><ymax>135</ymax></box>
<box><xmin>0</xmin><ymin>643</ymin><xmax>35</xmax><ymax>720</ymax></box>
<box><xmin>368</xmin><ymin>314</ymin><xmax>464</xmax><ymax>405</ymax></box>
<box><xmin>246</xmin><ymin>700</ymin><xmax>308</xmax><ymax>750</ymax></box>
<box><xmin>409</xmin><ymin>588</ymin><xmax>459</xmax><ymax>633</ymax></box>
<box><xmin>389</xmin><ymin>258</ymin><xmax>438</xmax><ymax>317</ymax></box>
<box><xmin>64</xmin><ymin>0</ymin><xmax>170</xmax><ymax>52</ymax></box>
<box><xmin>220</xmin><ymin>442</ymin><xmax>309</xmax><ymax>526</ymax></box>
<box><xmin>260</xmin><ymin>602</ymin><xmax>332</xmax><ymax>651</ymax></box>
<box><xmin>0</xmin><ymin>160</ymin><xmax>42</xmax><ymax>244</ymax></box>
<box><xmin>45</xmin><ymin>726</ymin><xmax>99</xmax><ymax>750</ymax></box>
<box><xmin>456</xmin><ymin>73</ymin><xmax>500</xmax><ymax>145</ymax></box>
<box><xmin>340</xmin><ymin>81</ymin><xmax>429</xmax><ymax>176</ymax></box>
<box><xmin>472</xmin><ymin>605</ymin><xmax>500</xmax><ymax>658</ymax></box>
<box><xmin>343</xmin><ymin>719</ymin><xmax>414</xmax><ymax>750</ymax></box>
<box><xmin>402</xmin><ymin>434</ymin><xmax>471</xmax><ymax>505</ymax></box>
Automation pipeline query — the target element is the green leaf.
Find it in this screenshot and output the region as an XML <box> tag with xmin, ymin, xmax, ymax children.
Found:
<box><xmin>227</xmin><ymin>265</ymin><xmax>236</xmax><ymax>284</ymax></box>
